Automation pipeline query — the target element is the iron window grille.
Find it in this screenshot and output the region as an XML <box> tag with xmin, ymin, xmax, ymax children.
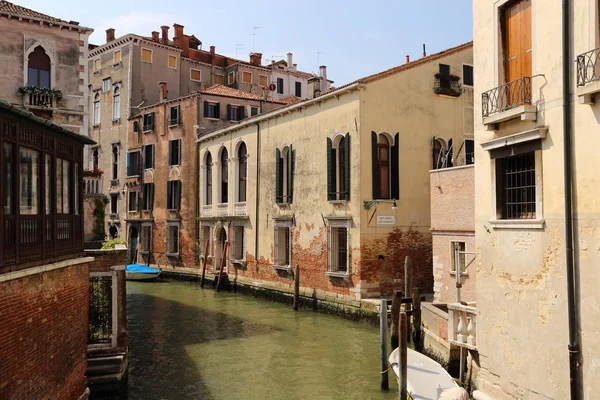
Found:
<box><xmin>88</xmin><ymin>275</ymin><xmax>113</xmax><ymax>345</ymax></box>
<box><xmin>327</xmin><ymin>226</ymin><xmax>348</xmax><ymax>273</ymax></box>
<box><xmin>496</xmin><ymin>152</ymin><xmax>536</xmax><ymax>219</ymax></box>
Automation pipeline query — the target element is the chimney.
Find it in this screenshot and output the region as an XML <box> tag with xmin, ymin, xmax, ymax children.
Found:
<box><xmin>423</xmin><ymin>43</ymin><xmax>427</xmax><ymax>57</ymax></box>
<box><xmin>151</xmin><ymin>31</ymin><xmax>159</xmax><ymax>42</ymax></box>
<box><xmin>249</xmin><ymin>52</ymin><xmax>262</xmax><ymax>66</ymax></box>
<box><xmin>173</xmin><ymin>24</ymin><xmax>184</xmax><ymax>40</ymax></box>
<box><xmin>106</xmin><ymin>28</ymin><xmax>115</xmax><ymax>43</ymax></box>
<box><xmin>287</xmin><ymin>53</ymin><xmax>293</xmax><ymax>67</ymax></box>
<box><xmin>173</xmin><ymin>24</ymin><xmax>188</xmax><ymax>56</ymax></box>
<box><xmin>210</xmin><ymin>45</ymin><xmax>216</xmax><ymax>66</ymax></box>
<box><xmin>319</xmin><ymin>65</ymin><xmax>330</xmax><ymax>92</ymax></box>
<box><xmin>161</xmin><ymin>26</ymin><xmax>169</xmax><ymax>44</ymax></box>
<box><xmin>158</xmin><ymin>81</ymin><xmax>168</xmax><ymax>101</ymax></box>
<box><xmin>308</xmin><ymin>77</ymin><xmax>321</xmax><ymax>100</ymax></box>
<box><xmin>406</xmin><ymin>55</ymin><xmax>410</xmax><ymax>63</ymax></box>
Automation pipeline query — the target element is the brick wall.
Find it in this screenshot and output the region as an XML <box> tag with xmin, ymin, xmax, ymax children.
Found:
<box><xmin>0</xmin><ymin>260</ymin><xmax>90</xmax><ymax>400</ymax></box>
<box><xmin>86</xmin><ymin>249</ymin><xmax>127</xmax><ymax>273</ymax></box>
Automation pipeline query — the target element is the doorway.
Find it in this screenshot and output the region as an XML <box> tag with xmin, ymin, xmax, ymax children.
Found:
<box><xmin>214</xmin><ymin>226</ymin><xmax>227</xmax><ymax>271</ymax></box>
<box><xmin>129</xmin><ymin>226</ymin><xmax>139</xmax><ymax>264</ymax></box>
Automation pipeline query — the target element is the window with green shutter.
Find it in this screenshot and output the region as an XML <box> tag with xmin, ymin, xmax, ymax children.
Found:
<box><xmin>275</xmin><ymin>145</ymin><xmax>294</xmax><ymax>204</ymax></box>
<box><xmin>371</xmin><ymin>132</ymin><xmax>398</xmax><ymax>200</ymax></box>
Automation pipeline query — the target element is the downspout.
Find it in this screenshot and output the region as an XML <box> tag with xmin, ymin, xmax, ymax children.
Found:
<box><xmin>562</xmin><ymin>0</ymin><xmax>580</xmax><ymax>398</ymax></box>
<box><xmin>194</xmin><ymin>100</ymin><xmax>200</xmax><ymax>264</ymax></box>
<box><xmin>254</xmin><ymin>123</ymin><xmax>261</xmax><ymax>266</ymax></box>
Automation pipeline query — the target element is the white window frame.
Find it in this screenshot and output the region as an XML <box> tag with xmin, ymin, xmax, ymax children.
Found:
<box><xmin>462</xmin><ymin>63</ymin><xmax>474</xmax><ymax>88</ymax></box>
<box><xmin>93</xmin><ymin>58</ymin><xmax>101</xmax><ymax>72</ymax></box>
<box><xmin>449</xmin><ymin>241</ymin><xmax>468</xmax><ymax>275</ymax></box>
<box><xmin>242</xmin><ymin>71</ymin><xmax>252</xmax><ymax>84</ymax></box>
<box><xmin>273</xmin><ymin>218</ymin><xmax>293</xmax><ymax>271</ymax></box>
<box><xmin>325</xmin><ymin>217</ymin><xmax>351</xmax><ymax>277</ymax></box>
<box><xmin>110</xmin><ymin>193</ymin><xmax>118</xmax><ymax>216</ymax></box>
<box><xmin>128</xmin><ymin>190</ymin><xmax>139</xmax><ymax>212</ymax></box>
<box><xmin>93</xmin><ymin>92</ymin><xmax>101</xmax><ymax>126</ymax></box>
<box><xmin>112</xmin><ymin>86</ymin><xmax>121</xmax><ymax>121</ymax></box>
<box><xmin>141</xmin><ymin>48</ymin><xmax>153</xmax><ymax>63</ymax></box>
<box><xmin>113</xmin><ymin>50</ymin><xmax>121</xmax><ymax>65</ymax></box>
<box><xmin>229</xmin><ymin>104</ymin><xmax>241</xmax><ymax>122</ymax></box>
<box><xmin>190</xmin><ymin>68</ymin><xmax>201</xmax><ymax>82</ymax></box>
<box><xmin>250</xmin><ymin>106</ymin><xmax>259</xmax><ymax>116</ymax></box>
<box><xmin>228</xmin><ymin>71</ymin><xmax>235</xmax><ymax>85</ymax></box>
<box><xmin>103</xmin><ymin>78</ymin><xmax>111</xmax><ymax>93</ymax></box>
<box><xmin>231</xmin><ymin>224</ymin><xmax>246</xmax><ymax>263</ymax></box>
<box><xmin>166</xmin><ymin>222</ymin><xmax>180</xmax><ymax>257</ymax></box>
<box><xmin>168</xmin><ymin>54</ymin><xmax>178</xmax><ymax>69</ymax></box>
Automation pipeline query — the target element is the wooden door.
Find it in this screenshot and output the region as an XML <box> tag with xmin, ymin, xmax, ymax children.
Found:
<box><xmin>504</xmin><ymin>0</ymin><xmax>532</xmax><ymax>105</ymax></box>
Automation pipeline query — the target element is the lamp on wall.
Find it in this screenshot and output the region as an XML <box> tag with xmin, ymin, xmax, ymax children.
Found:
<box><xmin>392</xmin><ymin>199</ymin><xmax>397</xmax><ymax>210</ymax></box>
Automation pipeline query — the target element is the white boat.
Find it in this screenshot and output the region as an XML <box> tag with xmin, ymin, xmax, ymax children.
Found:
<box><xmin>389</xmin><ymin>347</ymin><xmax>467</xmax><ymax>400</ymax></box>
<box><xmin>126</xmin><ymin>264</ymin><xmax>161</xmax><ymax>281</ymax></box>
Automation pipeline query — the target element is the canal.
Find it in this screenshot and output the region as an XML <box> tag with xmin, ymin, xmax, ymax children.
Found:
<box><xmin>127</xmin><ymin>280</ymin><xmax>399</xmax><ymax>400</ymax></box>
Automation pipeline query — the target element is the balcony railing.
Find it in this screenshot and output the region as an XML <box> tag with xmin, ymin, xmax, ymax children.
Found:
<box><xmin>577</xmin><ymin>47</ymin><xmax>600</xmax><ymax>87</ymax></box>
<box><xmin>447</xmin><ymin>302</ymin><xmax>477</xmax><ymax>350</ymax></box>
<box><xmin>84</xmin><ymin>176</ymin><xmax>103</xmax><ymax>195</ymax></box>
<box><xmin>434</xmin><ymin>74</ymin><xmax>462</xmax><ymax>97</ymax></box>
<box><xmin>28</xmin><ymin>92</ymin><xmax>54</xmax><ymax>108</ymax></box>
<box><xmin>216</xmin><ymin>203</ymin><xmax>229</xmax><ymax>216</ymax></box>
<box><xmin>201</xmin><ymin>205</ymin><xmax>213</xmax><ymax>217</ymax></box>
<box><xmin>482</xmin><ymin>76</ymin><xmax>532</xmax><ymax>118</ymax></box>
<box><xmin>234</xmin><ymin>202</ymin><xmax>247</xmax><ymax>216</ymax></box>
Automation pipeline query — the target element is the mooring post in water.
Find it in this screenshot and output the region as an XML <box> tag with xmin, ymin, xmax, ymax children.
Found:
<box><xmin>399</xmin><ymin>311</ymin><xmax>408</xmax><ymax>400</ymax></box>
<box><xmin>391</xmin><ymin>290</ymin><xmax>402</xmax><ymax>350</ymax></box>
<box><xmin>413</xmin><ymin>289</ymin><xmax>422</xmax><ymax>352</ymax></box>
<box><xmin>216</xmin><ymin>241</ymin><xmax>228</xmax><ymax>292</ymax></box>
<box><xmin>200</xmin><ymin>239</ymin><xmax>209</xmax><ymax>288</ymax></box>
<box><xmin>404</xmin><ymin>256</ymin><xmax>413</xmax><ymax>342</ymax></box>
<box><xmin>380</xmin><ymin>299</ymin><xmax>389</xmax><ymax>391</ymax></box>
<box><xmin>293</xmin><ymin>265</ymin><xmax>300</xmax><ymax>311</ymax></box>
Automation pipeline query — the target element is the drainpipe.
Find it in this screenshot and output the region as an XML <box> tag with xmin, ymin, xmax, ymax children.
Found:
<box><xmin>562</xmin><ymin>0</ymin><xmax>580</xmax><ymax>398</ymax></box>
<box><xmin>254</xmin><ymin>123</ymin><xmax>261</xmax><ymax>264</ymax></box>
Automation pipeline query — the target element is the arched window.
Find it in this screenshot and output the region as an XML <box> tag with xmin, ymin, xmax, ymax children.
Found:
<box><xmin>446</xmin><ymin>138</ymin><xmax>453</xmax><ymax>168</ymax></box>
<box><xmin>112</xmin><ymin>87</ymin><xmax>120</xmax><ymax>120</ymax></box>
<box><xmin>220</xmin><ymin>149</ymin><xmax>228</xmax><ymax>203</ymax></box>
<box><xmin>93</xmin><ymin>93</ymin><xmax>100</xmax><ymax>125</ymax></box>
<box><xmin>326</xmin><ymin>134</ymin><xmax>350</xmax><ymax>201</ymax></box>
<box><xmin>371</xmin><ymin>132</ymin><xmax>398</xmax><ymax>200</ymax></box>
<box><xmin>238</xmin><ymin>143</ymin><xmax>247</xmax><ymax>202</ymax></box>
<box><xmin>275</xmin><ymin>145</ymin><xmax>294</xmax><ymax>204</ymax></box>
<box><xmin>111</xmin><ymin>145</ymin><xmax>119</xmax><ymax>180</ymax></box>
<box><xmin>27</xmin><ymin>46</ymin><xmax>50</xmax><ymax>88</ymax></box>
<box><xmin>205</xmin><ymin>152</ymin><xmax>212</xmax><ymax>205</ymax></box>
<box><xmin>432</xmin><ymin>138</ymin><xmax>445</xmax><ymax>170</ymax></box>
<box><xmin>377</xmin><ymin>135</ymin><xmax>390</xmax><ymax>199</ymax></box>
<box><xmin>92</xmin><ymin>149</ymin><xmax>99</xmax><ymax>170</ymax></box>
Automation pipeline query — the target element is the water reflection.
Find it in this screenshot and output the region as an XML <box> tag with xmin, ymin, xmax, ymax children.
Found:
<box><xmin>127</xmin><ymin>281</ymin><xmax>397</xmax><ymax>400</ymax></box>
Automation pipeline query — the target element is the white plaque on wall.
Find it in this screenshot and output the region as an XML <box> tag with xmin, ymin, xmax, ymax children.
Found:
<box><xmin>377</xmin><ymin>216</ymin><xmax>395</xmax><ymax>225</ymax></box>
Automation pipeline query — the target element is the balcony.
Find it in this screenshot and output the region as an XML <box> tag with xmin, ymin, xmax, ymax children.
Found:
<box><xmin>234</xmin><ymin>202</ymin><xmax>247</xmax><ymax>216</ymax></box>
<box><xmin>447</xmin><ymin>302</ymin><xmax>477</xmax><ymax>351</ymax></box>
<box><xmin>433</xmin><ymin>73</ymin><xmax>462</xmax><ymax>97</ymax></box>
<box><xmin>577</xmin><ymin>47</ymin><xmax>600</xmax><ymax>104</ymax></box>
<box><xmin>84</xmin><ymin>176</ymin><xmax>103</xmax><ymax>196</ymax></box>
<box><xmin>201</xmin><ymin>205</ymin><xmax>213</xmax><ymax>217</ymax></box>
<box><xmin>216</xmin><ymin>203</ymin><xmax>229</xmax><ymax>217</ymax></box>
<box><xmin>481</xmin><ymin>77</ymin><xmax>536</xmax><ymax>128</ymax></box>
<box><xmin>18</xmin><ymin>86</ymin><xmax>63</xmax><ymax>109</ymax></box>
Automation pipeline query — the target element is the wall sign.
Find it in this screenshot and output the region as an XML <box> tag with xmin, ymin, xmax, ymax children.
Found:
<box><xmin>377</xmin><ymin>216</ymin><xmax>395</xmax><ymax>225</ymax></box>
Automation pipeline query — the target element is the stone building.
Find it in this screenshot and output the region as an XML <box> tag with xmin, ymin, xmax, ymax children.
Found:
<box><xmin>88</xmin><ymin>24</ymin><xmax>324</xmax><ymax>241</ymax></box>
<box><xmin>195</xmin><ymin>42</ymin><xmax>473</xmax><ymax>306</ymax></box>
<box><xmin>471</xmin><ymin>0</ymin><xmax>600</xmax><ymax>398</ymax></box>
<box><xmin>125</xmin><ymin>83</ymin><xmax>285</xmax><ymax>267</ymax></box>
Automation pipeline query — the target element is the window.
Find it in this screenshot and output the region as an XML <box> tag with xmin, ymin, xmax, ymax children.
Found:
<box><xmin>205</xmin><ymin>152</ymin><xmax>213</xmax><ymax>205</ymax></box>
<box><xmin>169</xmin><ymin>139</ymin><xmax>181</xmax><ymax>166</ymax></box>
<box><xmin>228</xmin><ymin>71</ymin><xmax>235</xmax><ymax>85</ymax></box>
<box><xmin>496</xmin><ymin>152</ymin><xmax>536</xmax><ymax>219</ymax></box>
<box><xmin>227</xmin><ymin>104</ymin><xmax>245</xmax><ymax>121</ymax></box>
<box><xmin>169</xmin><ymin>105</ymin><xmax>180</xmax><ymax>126</ymax></box>
<box><xmin>432</xmin><ymin>138</ymin><xmax>446</xmax><ymax>170</ymax></box>
<box><xmin>141</xmin><ymin>224</ymin><xmax>152</xmax><ymax>252</ymax></box>
<box><xmin>295</xmin><ymin>81</ymin><xmax>302</xmax><ymax>97</ymax></box>
<box><xmin>220</xmin><ymin>148</ymin><xmax>228</xmax><ymax>203</ymax></box>
<box><xmin>141</xmin><ymin>48</ymin><xmax>152</xmax><ymax>63</ymax></box>
<box><xmin>232</xmin><ymin>225</ymin><xmax>245</xmax><ymax>260</ymax></box>
<box><xmin>371</xmin><ymin>132</ymin><xmax>398</xmax><ymax>200</ymax></box>
<box><xmin>27</xmin><ymin>46</ymin><xmax>50</xmax><ymax>88</ymax></box>
<box><xmin>275</xmin><ymin>145</ymin><xmax>294</xmax><ymax>204</ymax></box>
<box><xmin>111</xmin><ymin>145</ymin><xmax>119</xmax><ymax>180</ymax></box>
<box><xmin>242</xmin><ymin>71</ymin><xmax>252</xmax><ymax>84</ymax></box>
<box><xmin>277</xmin><ymin>78</ymin><xmax>284</xmax><ymax>94</ymax></box>
<box><xmin>215</xmin><ymin>74</ymin><xmax>224</xmax><ymax>85</ymax></box>
<box><xmin>126</xmin><ymin>152</ymin><xmax>141</xmax><ymax>177</ymax></box>
<box><xmin>92</xmin><ymin>148</ymin><xmax>99</xmax><ymax>170</ymax></box>
<box><xmin>238</xmin><ymin>143</ymin><xmax>247</xmax><ymax>202</ymax></box>
<box><xmin>103</xmin><ymin>78</ymin><xmax>111</xmax><ymax>92</ymax></box>
<box><xmin>168</xmin><ymin>55</ymin><xmax>177</xmax><ymax>69</ymax></box>
<box><xmin>191</xmin><ymin>69</ymin><xmax>201</xmax><ymax>81</ymax></box>
<box><xmin>167</xmin><ymin>180</ymin><xmax>181</xmax><ymax>210</ymax></box>
<box><xmin>128</xmin><ymin>191</ymin><xmax>139</xmax><ymax>211</ymax></box>
<box><xmin>327</xmin><ymin>221</ymin><xmax>350</xmax><ymax>274</ymax></box>
<box><xmin>142</xmin><ymin>183</ymin><xmax>154</xmax><ymax>210</ymax></box>
<box><xmin>259</xmin><ymin>75</ymin><xmax>268</xmax><ymax>87</ymax></box>
<box><xmin>3</xmin><ymin>143</ymin><xmax>14</xmax><ymax>215</ymax></box>
<box><xmin>327</xmin><ymin>134</ymin><xmax>350</xmax><ymax>201</ymax></box>
<box><xmin>113</xmin><ymin>50</ymin><xmax>121</xmax><ymax>64</ymax></box>
<box><xmin>74</xmin><ymin>163</ymin><xmax>80</xmax><ymax>216</ymax></box>
<box><xmin>56</xmin><ymin>158</ymin><xmax>70</xmax><ymax>214</ymax></box>
<box><xmin>110</xmin><ymin>193</ymin><xmax>118</xmax><ymax>214</ymax></box>
<box><xmin>45</xmin><ymin>154</ymin><xmax>52</xmax><ymax>217</ymax></box>
<box><xmin>143</xmin><ymin>144</ymin><xmax>154</xmax><ymax>169</ymax></box>
<box><xmin>142</xmin><ymin>113</ymin><xmax>155</xmax><ymax>132</ymax></box>
<box><xmin>204</xmin><ymin>101</ymin><xmax>220</xmax><ymax>119</ymax></box>
<box><xmin>167</xmin><ymin>224</ymin><xmax>179</xmax><ymax>254</ymax></box>
<box><xmin>112</xmin><ymin>87</ymin><xmax>120</xmax><ymax>120</ymax></box>
<box><xmin>502</xmin><ymin>0</ymin><xmax>532</xmax><ymax>84</ymax></box>
<box><xmin>274</xmin><ymin>220</ymin><xmax>292</xmax><ymax>267</ymax></box>
<box><xmin>251</xmin><ymin>106</ymin><xmax>259</xmax><ymax>116</ymax></box>
<box><xmin>465</xmin><ymin>139</ymin><xmax>475</xmax><ymax>165</ymax></box>
<box><xmin>93</xmin><ymin>93</ymin><xmax>100</xmax><ymax>125</ymax></box>
<box><xmin>94</xmin><ymin>58</ymin><xmax>101</xmax><ymax>72</ymax></box>
<box><xmin>20</xmin><ymin>148</ymin><xmax>40</xmax><ymax>215</ymax></box>
<box><xmin>438</xmin><ymin>63</ymin><xmax>452</xmax><ymax>90</ymax></box>
<box><xmin>450</xmin><ymin>241</ymin><xmax>466</xmax><ymax>274</ymax></box>
<box><xmin>463</xmin><ymin>64</ymin><xmax>474</xmax><ymax>87</ymax></box>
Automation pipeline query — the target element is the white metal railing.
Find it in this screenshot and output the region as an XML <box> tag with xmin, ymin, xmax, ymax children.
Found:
<box><xmin>201</xmin><ymin>205</ymin><xmax>213</xmax><ymax>217</ymax></box>
<box><xmin>448</xmin><ymin>302</ymin><xmax>477</xmax><ymax>350</ymax></box>
<box><xmin>234</xmin><ymin>202</ymin><xmax>247</xmax><ymax>216</ymax></box>
<box><xmin>84</xmin><ymin>176</ymin><xmax>103</xmax><ymax>195</ymax></box>
<box><xmin>216</xmin><ymin>203</ymin><xmax>229</xmax><ymax>216</ymax></box>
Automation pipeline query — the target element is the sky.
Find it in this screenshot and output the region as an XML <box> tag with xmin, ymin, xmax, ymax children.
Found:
<box><xmin>17</xmin><ymin>0</ymin><xmax>473</xmax><ymax>85</ymax></box>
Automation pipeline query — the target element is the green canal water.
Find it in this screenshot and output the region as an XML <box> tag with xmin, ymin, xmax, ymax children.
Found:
<box><xmin>127</xmin><ymin>280</ymin><xmax>399</xmax><ymax>400</ymax></box>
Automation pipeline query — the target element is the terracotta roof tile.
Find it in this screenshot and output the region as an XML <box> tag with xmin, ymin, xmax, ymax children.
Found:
<box><xmin>0</xmin><ymin>0</ymin><xmax>85</xmax><ymax>29</ymax></box>
<box><xmin>200</xmin><ymin>84</ymin><xmax>287</xmax><ymax>104</ymax></box>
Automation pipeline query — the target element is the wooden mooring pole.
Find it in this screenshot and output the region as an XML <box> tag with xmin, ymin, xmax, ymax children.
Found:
<box><xmin>390</xmin><ymin>290</ymin><xmax>402</xmax><ymax>350</ymax></box>
<box><xmin>200</xmin><ymin>239</ymin><xmax>209</xmax><ymax>288</ymax></box>
<box><xmin>404</xmin><ymin>256</ymin><xmax>413</xmax><ymax>343</ymax></box>
<box><xmin>293</xmin><ymin>265</ymin><xmax>300</xmax><ymax>311</ymax></box>
<box><xmin>413</xmin><ymin>289</ymin><xmax>422</xmax><ymax>352</ymax></box>
<box><xmin>399</xmin><ymin>311</ymin><xmax>408</xmax><ymax>400</ymax></box>
<box><xmin>380</xmin><ymin>299</ymin><xmax>389</xmax><ymax>391</ymax></box>
<box><xmin>216</xmin><ymin>241</ymin><xmax>228</xmax><ymax>292</ymax></box>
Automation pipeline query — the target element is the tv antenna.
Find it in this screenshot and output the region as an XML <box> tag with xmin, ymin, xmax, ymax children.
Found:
<box><xmin>235</xmin><ymin>44</ymin><xmax>244</xmax><ymax>59</ymax></box>
<box><xmin>250</xmin><ymin>26</ymin><xmax>263</xmax><ymax>51</ymax></box>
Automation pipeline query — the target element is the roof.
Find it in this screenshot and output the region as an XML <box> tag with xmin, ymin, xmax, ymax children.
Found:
<box><xmin>0</xmin><ymin>99</ymin><xmax>96</xmax><ymax>145</ymax></box>
<box><xmin>0</xmin><ymin>1</ymin><xmax>92</xmax><ymax>31</ymax></box>
<box><xmin>200</xmin><ymin>85</ymin><xmax>287</xmax><ymax>104</ymax></box>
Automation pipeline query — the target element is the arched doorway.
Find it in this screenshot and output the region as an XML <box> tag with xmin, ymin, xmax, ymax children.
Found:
<box><xmin>129</xmin><ymin>226</ymin><xmax>139</xmax><ymax>264</ymax></box>
<box><xmin>214</xmin><ymin>224</ymin><xmax>227</xmax><ymax>271</ymax></box>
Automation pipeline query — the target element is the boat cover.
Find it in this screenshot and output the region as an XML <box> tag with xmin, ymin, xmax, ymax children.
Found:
<box><xmin>126</xmin><ymin>264</ymin><xmax>161</xmax><ymax>274</ymax></box>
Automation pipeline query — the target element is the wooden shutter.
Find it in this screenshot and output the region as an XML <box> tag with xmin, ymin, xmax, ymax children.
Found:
<box><xmin>167</xmin><ymin>181</ymin><xmax>172</xmax><ymax>209</ymax></box>
<box><xmin>215</xmin><ymin>103</ymin><xmax>221</xmax><ymax>118</ymax></box>
<box><xmin>175</xmin><ymin>181</ymin><xmax>181</xmax><ymax>210</ymax></box>
<box><xmin>177</xmin><ymin>140</ymin><xmax>181</xmax><ymax>165</ymax></box>
<box><xmin>288</xmin><ymin>146</ymin><xmax>294</xmax><ymax>203</ymax></box>
<box><xmin>371</xmin><ymin>132</ymin><xmax>379</xmax><ymax>199</ymax></box>
<box><xmin>327</xmin><ymin>138</ymin><xmax>335</xmax><ymax>201</ymax></box>
<box><xmin>150</xmin><ymin>112</ymin><xmax>155</xmax><ymax>130</ymax></box>
<box><xmin>168</xmin><ymin>141</ymin><xmax>173</xmax><ymax>165</ymax></box>
<box><xmin>238</xmin><ymin>106</ymin><xmax>245</xmax><ymax>120</ymax></box>
<box><xmin>133</xmin><ymin>120</ymin><xmax>139</xmax><ymax>133</ymax></box>
<box><xmin>275</xmin><ymin>148</ymin><xmax>282</xmax><ymax>203</ymax></box>
<box><xmin>149</xmin><ymin>183</ymin><xmax>154</xmax><ymax>210</ymax></box>
<box><xmin>344</xmin><ymin>133</ymin><xmax>350</xmax><ymax>201</ymax></box>
<box><xmin>227</xmin><ymin>104</ymin><xmax>232</xmax><ymax>120</ymax></box>
<box><xmin>203</xmin><ymin>101</ymin><xmax>209</xmax><ymax>117</ymax></box>
<box><xmin>274</xmin><ymin>227</ymin><xmax>280</xmax><ymax>265</ymax></box>
<box><xmin>391</xmin><ymin>133</ymin><xmax>399</xmax><ymax>199</ymax></box>
<box><xmin>504</xmin><ymin>0</ymin><xmax>532</xmax><ymax>83</ymax></box>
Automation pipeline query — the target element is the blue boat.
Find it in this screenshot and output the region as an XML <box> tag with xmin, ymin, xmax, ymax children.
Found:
<box><xmin>126</xmin><ymin>264</ymin><xmax>161</xmax><ymax>281</ymax></box>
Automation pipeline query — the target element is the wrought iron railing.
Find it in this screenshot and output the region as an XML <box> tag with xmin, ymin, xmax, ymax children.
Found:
<box><xmin>577</xmin><ymin>47</ymin><xmax>600</xmax><ymax>87</ymax></box>
<box><xmin>482</xmin><ymin>76</ymin><xmax>532</xmax><ymax>118</ymax></box>
<box><xmin>434</xmin><ymin>74</ymin><xmax>462</xmax><ymax>97</ymax></box>
<box><xmin>88</xmin><ymin>275</ymin><xmax>113</xmax><ymax>345</ymax></box>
